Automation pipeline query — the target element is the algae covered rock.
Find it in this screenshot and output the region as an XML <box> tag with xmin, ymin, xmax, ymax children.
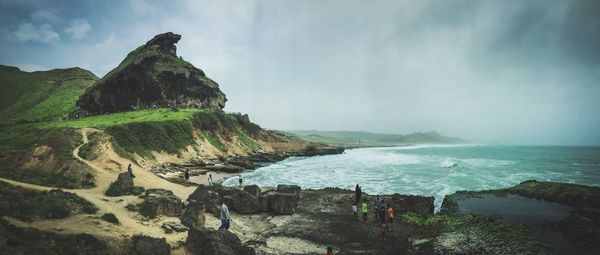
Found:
<box><xmin>77</xmin><ymin>32</ymin><xmax>227</xmax><ymax>114</ymax></box>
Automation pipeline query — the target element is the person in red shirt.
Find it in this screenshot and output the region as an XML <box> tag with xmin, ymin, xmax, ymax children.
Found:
<box><xmin>325</xmin><ymin>246</ymin><xmax>335</xmax><ymax>255</ymax></box>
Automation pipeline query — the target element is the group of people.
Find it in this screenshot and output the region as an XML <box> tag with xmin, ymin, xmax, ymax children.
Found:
<box><xmin>353</xmin><ymin>184</ymin><xmax>395</xmax><ymax>240</ymax></box>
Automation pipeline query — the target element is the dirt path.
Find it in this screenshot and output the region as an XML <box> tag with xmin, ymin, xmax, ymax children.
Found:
<box><xmin>1</xmin><ymin>128</ymin><xmax>218</xmax><ymax>250</ymax></box>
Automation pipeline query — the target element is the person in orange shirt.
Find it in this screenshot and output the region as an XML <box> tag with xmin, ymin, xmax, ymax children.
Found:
<box><xmin>386</xmin><ymin>204</ymin><xmax>394</xmax><ymax>232</ymax></box>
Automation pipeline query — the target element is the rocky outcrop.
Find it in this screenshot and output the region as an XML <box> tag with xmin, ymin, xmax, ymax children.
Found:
<box><xmin>77</xmin><ymin>32</ymin><xmax>227</xmax><ymax>114</ymax></box>
<box><xmin>186</xmin><ymin>226</ymin><xmax>255</xmax><ymax>255</ymax></box>
<box><xmin>115</xmin><ymin>172</ymin><xmax>134</xmax><ymax>193</ymax></box>
<box><xmin>131</xmin><ymin>235</ymin><xmax>170</xmax><ymax>255</ymax></box>
<box><xmin>221</xmin><ymin>188</ymin><xmax>261</xmax><ymax>214</ymax></box>
<box><xmin>180</xmin><ymin>201</ymin><xmax>206</xmax><ymax>228</ymax></box>
<box><xmin>140</xmin><ymin>189</ymin><xmax>183</xmax><ymax>218</ymax></box>
<box><xmin>161</xmin><ymin>221</ymin><xmax>189</xmax><ymax>233</ymax></box>
<box><xmin>259</xmin><ymin>185</ymin><xmax>301</xmax><ymax>215</ymax></box>
<box><xmin>243</xmin><ymin>185</ymin><xmax>261</xmax><ymax>197</ymax></box>
<box><xmin>185</xmin><ymin>185</ymin><xmax>221</xmax><ymax>215</ymax></box>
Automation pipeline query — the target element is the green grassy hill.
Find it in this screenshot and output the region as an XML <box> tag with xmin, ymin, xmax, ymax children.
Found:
<box><xmin>0</xmin><ymin>65</ymin><xmax>98</xmax><ymax>123</ymax></box>
<box><xmin>286</xmin><ymin>130</ymin><xmax>467</xmax><ymax>147</ymax></box>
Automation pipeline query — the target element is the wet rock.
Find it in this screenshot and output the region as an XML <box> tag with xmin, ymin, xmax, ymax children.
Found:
<box><xmin>276</xmin><ymin>185</ymin><xmax>301</xmax><ymax>196</ymax></box>
<box><xmin>132</xmin><ymin>235</ymin><xmax>170</xmax><ymax>255</ymax></box>
<box><xmin>221</xmin><ymin>187</ymin><xmax>261</xmax><ymax>214</ymax></box>
<box><xmin>140</xmin><ymin>189</ymin><xmax>183</xmax><ymax>218</ymax></box>
<box><xmin>186</xmin><ymin>226</ymin><xmax>255</xmax><ymax>255</ymax></box>
<box><xmin>243</xmin><ymin>185</ymin><xmax>261</xmax><ymax>197</ymax></box>
<box><xmin>180</xmin><ymin>200</ymin><xmax>206</xmax><ymax>228</ymax></box>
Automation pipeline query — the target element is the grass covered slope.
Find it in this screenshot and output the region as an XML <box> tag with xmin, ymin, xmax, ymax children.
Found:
<box><xmin>0</xmin><ymin>65</ymin><xmax>98</xmax><ymax>123</ymax></box>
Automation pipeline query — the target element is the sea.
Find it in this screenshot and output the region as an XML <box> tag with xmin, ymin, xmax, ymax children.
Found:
<box><xmin>223</xmin><ymin>145</ymin><xmax>600</xmax><ymax>211</ymax></box>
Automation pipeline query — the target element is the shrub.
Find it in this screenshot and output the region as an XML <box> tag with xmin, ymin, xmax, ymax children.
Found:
<box><xmin>100</xmin><ymin>213</ymin><xmax>119</xmax><ymax>224</ymax></box>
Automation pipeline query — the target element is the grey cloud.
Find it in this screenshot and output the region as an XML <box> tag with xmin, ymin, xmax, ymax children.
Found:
<box><xmin>14</xmin><ymin>22</ymin><xmax>59</xmax><ymax>43</ymax></box>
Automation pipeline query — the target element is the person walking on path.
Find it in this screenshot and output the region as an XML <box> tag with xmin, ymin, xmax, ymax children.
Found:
<box><xmin>355</xmin><ymin>184</ymin><xmax>361</xmax><ymax>204</ymax></box>
<box><xmin>127</xmin><ymin>164</ymin><xmax>135</xmax><ymax>178</ymax></box>
<box><xmin>361</xmin><ymin>200</ymin><xmax>368</xmax><ymax>224</ymax></box>
<box><xmin>184</xmin><ymin>169</ymin><xmax>190</xmax><ymax>185</ymax></box>
<box><xmin>219</xmin><ymin>201</ymin><xmax>230</xmax><ymax>231</ymax></box>
<box><xmin>352</xmin><ymin>203</ymin><xmax>359</xmax><ymax>222</ymax></box>
<box><xmin>208</xmin><ymin>174</ymin><xmax>213</xmax><ymax>188</ymax></box>
<box><xmin>386</xmin><ymin>204</ymin><xmax>395</xmax><ymax>232</ymax></box>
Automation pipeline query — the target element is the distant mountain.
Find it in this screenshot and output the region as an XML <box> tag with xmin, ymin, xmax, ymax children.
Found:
<box><xmin>76</xmin><ymin>32</ymin><xmax>227</xmax><ymax>114</ymax></box>
<box><xmin>286</xmin><ymin>130</ymin><xmax>468</xmax><ymax>147</ymax></box>
<box><xmin>0</xmin><ymin>65</ymin><xmax>98</xmax><ymax>123</ymax></box>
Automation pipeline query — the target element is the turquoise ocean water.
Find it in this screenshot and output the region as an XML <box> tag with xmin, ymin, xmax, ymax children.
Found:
<box><xmin>223</xmin><ymin>145</ymin><xmax>600</xmax><ymax>210</ymax></box>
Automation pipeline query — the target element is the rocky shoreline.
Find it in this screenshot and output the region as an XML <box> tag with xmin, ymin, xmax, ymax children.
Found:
<box><xmin>150</xmin><ymin>147</ymin><xmax>345</xmax><ymax>185</ymax></box>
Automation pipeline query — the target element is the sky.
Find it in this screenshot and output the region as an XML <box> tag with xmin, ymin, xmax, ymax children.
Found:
<box><xmin>0</xmin><ymin>0</ymin><xmax>599</xmax><ymax>145</ymax></box>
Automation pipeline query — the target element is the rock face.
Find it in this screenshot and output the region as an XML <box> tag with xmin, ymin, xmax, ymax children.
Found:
<box><xmin>187</xmin><ymin>226</ymin><xmax>255</xmax><ymax>255</ymax></box>
<box><xmin>77</xmin><ymin>32</ymin><xmax>227</xmax><ymax>114</ymax></box>
<box><xmin>140</xmin><ymin>189</ymin><xmax>183</xmax><ymax>218</ymax></box>
<box><xmin>115</xmin><ymin>172</ymin><xmax>134</xmax><ymax>193</ymax></box>
<box><xmin>131</xmin><ymin>235</ymin><xmax>170</xmax><ymax>255</ymax></box>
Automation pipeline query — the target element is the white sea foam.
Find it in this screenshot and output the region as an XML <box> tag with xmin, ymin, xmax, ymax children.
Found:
<box><xmin>223</xmin><ymin>145</ymin><xmax>600</xmax><ymax>212</ymax></box>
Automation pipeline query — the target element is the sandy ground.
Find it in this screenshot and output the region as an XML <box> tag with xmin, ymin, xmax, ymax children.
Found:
<box><xmin>0</xmin><ymin>128</ymin><xmax>224</xmax><ymax>252</ymax></box>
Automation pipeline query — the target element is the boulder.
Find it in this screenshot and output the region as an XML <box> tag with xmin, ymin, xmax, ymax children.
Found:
<box><xmin>243</xmin><ymin>185</ymin><xmax>261</xmax><ymax>197</ymax></box>
<box><xmin>180</xmin><ymin>200</ymin><xmax>206</xmax><ymax>228</ymax></box>
<box><xmin>131</xmin><ymin>235</ymin><xmax>170</xmax><ymax>255</ymax></box>
<box><xmin>116</xmin><ymin>172</ymin><xmax>134</xmax><ymax>193</ymax></box>
<box><xmin>186</xmin><ymin>226</ymin><xmax>255</xmax><ymax>255</ymax></box>
<box><xmin>186</xmin><ymin>185</ymin><xmax>221</xmax><ymax>215</ymax></box>
<box><xmin>140</xmin><ymin>189</ymin><xmax>183</xmax><ymax>218</ymax></box>
<box><xmin>221</xmin><ymin>187</ymin><xmax>261</xmax><ymax>214</ymax></box>
<box><xmin>162</xmin><ymin>221</ymin><xmax>189</xmax><ymax>233</ymax></box>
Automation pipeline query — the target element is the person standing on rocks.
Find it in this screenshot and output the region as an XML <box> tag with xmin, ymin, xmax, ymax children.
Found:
<box><xmin>184</xmin><ymin>169</ymin><xmax>190</xmax><ymax>185</ymax></box>
<box><xmin>374</xmin><ymin>195</ymin><xmax>381</xmax><ymax>223</ymax></box>
<box><xmin>386</xmin><ymin>204</ymin><xmax>394</xmax><ymax>232</ymax></box>
<box><xmin>352</xmin><ymin>203</ymin><xmax>359</xmax><ymax>222</ymax></box>
<box><xmin>355</xmin><ymin>184</ymin><xmax>361</xmax><ymax>204</ymax></box>
<box><xmin>238</xmin><ymin>175</ymin><xmax>243</xmax><ymax>186</ymax></box>
<box><xmin>208</xmin><ymin>174</ymin><xmax>213</xmax><ymax>188</ymax></box>
<box><xmin>378</xmin><ymin>199</ymin><xmax>387</xmax><ymax>224</ymax></box>
<box><xmin>325</xmin><ymin>246</ymin><xmax>335</xmax><ymax>255</ymax></box>
<box><xmin>128</xmin><ymin>164</ymin><xmax>135</xmax><ymax>178</ymax></box>
<box><xmin>219</xmin><ymin>201</ymin><xmax>230</xmax><ymax>231</ymax></box>
<box><xmin>361</xmin><ymin>200</ymin><xmax>368</xmax><ymax>224</ymax></box>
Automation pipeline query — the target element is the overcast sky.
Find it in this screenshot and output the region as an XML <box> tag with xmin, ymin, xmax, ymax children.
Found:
<box><xmin>1</xmin><ymin>0</ymin><xmax>599</xmax><ymax>145</ymax></box>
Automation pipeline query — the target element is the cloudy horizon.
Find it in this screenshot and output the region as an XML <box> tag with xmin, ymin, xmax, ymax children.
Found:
<box><xmin>1</xmin><ymin>0</ymin><xmax>599</xmax><ymax>145</ymax></box>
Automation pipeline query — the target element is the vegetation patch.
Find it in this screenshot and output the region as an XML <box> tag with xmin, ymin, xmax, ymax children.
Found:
<box><xmin>202</xmin><ymin>132</ymin><xmax>227</xmax><ymax>151</ymax></box>
<box><xmin>0</xmin><ymin>218</ymin><xmax>107</xmax><ymax>254</ymax></box>
<box><xmin>237</xmin><ymin>128</ymin><xmax>259</xmax><ymax>150</ymax></box>
<box><xmin>105</xmin><ymin>183</ymin><xmax>145</xmax><ymax>197</ymax></box>
<box><xmin>401</xmin><ymin>212</ymin><xmax>551</xmax><ymax>254</ymax></box>
<box><xmin>100</xmin><ymin>213</ymin><xmax>119</xmax><ymax>224</ymax></box>
<box><xmin>105</xmin><ymin>120</ymin><xmax>195</xmax><ymax>160</ymax></box>
<box><xmin>0</xmin><ymin>181</ymin><xmax>97</xmax><ymax>221</ymax></box>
